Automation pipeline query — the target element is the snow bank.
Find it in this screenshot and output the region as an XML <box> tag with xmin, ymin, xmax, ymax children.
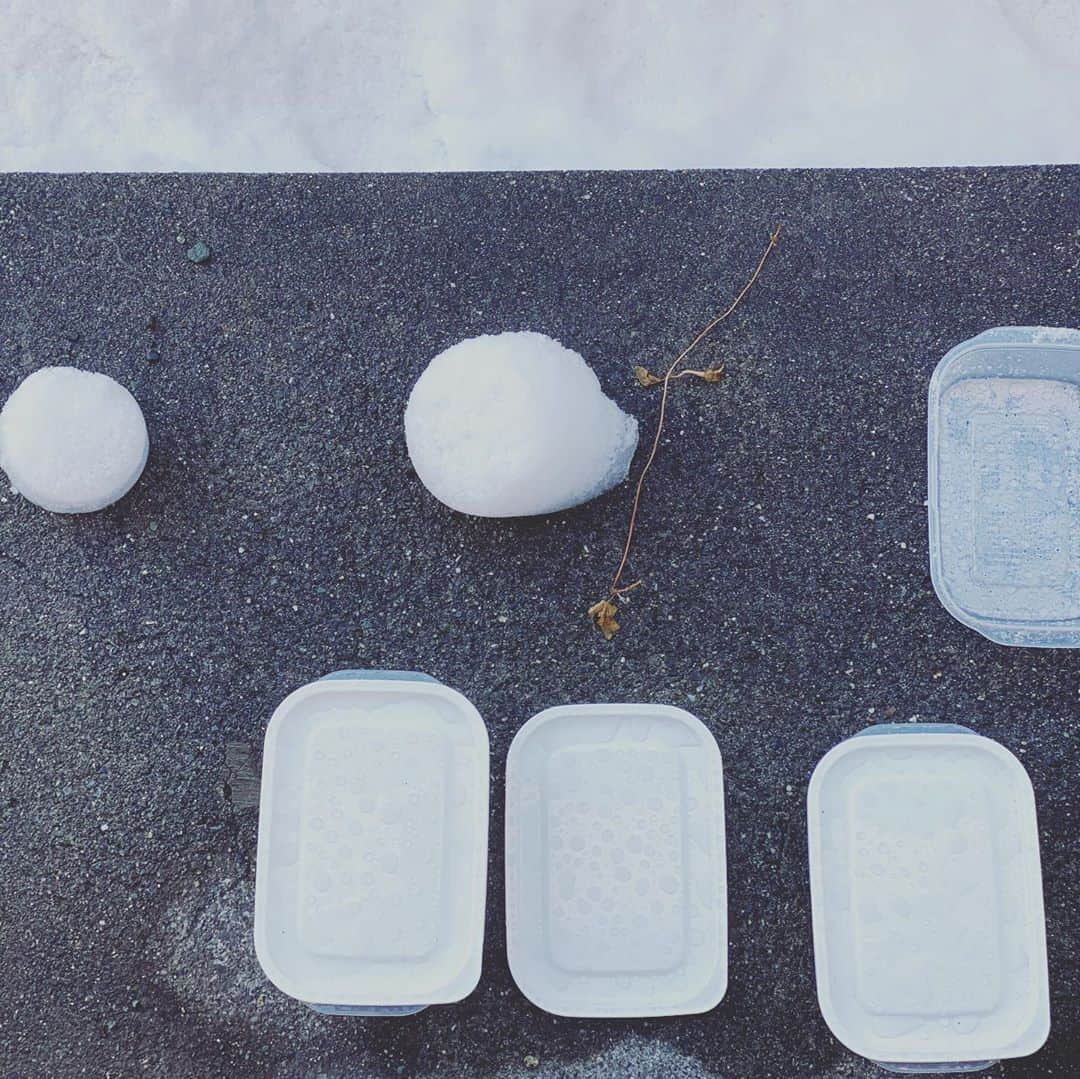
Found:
<box><xmin>1</xmin><ymin>1</ymin><xmax>1077</xmax><ymax>171</ymax></box>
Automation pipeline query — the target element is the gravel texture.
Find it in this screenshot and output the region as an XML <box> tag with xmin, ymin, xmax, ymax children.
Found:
<box><xmin>0</xmin><ymin>169</ymin><xmax>1077</xmax><ymax>1078</ymax></box>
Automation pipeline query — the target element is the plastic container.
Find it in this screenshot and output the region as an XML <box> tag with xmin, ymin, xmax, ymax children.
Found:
<box><xmin>505</xmin><ymin>703</ymin><xmax>727</xmax><ymax>1017</ymax></box>
<box><xmin>254</xmin><ymin>670</ymin><xmax>489</xmax><ymax>1015</ymax></box>
<box><xmin>928</xmin><ymin>326</ymin><xmax>1080</xmax><ymax>646</ymax></box>
<box><xmin>808</xmin><ymin>724</ymin><xmax>1050</xmax><ymax>1072</ymax></box>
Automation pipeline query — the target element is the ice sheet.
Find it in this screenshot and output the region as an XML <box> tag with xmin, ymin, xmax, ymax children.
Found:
<box><xmin>506</xmin><ymin>704</ymin><xmax>727</xmax><ymax>1018</ymax></box>
<box><xmin>927</xmin><ymin>327</ymin><xmax>1080</xmax><ymax>646</ymax></box>
<box><xmin>808</xmin><ymin>731</ymin><xmax>1050</xmax><ymax>1065</ymax></box>
<box><xmin>254</xmin><ymin>678</ymin><xmax>489</xmax><ymax>1008</ymax></box>
<box><xmin>1</xmin><ymin>1</ymin><xmax>1078</xmax><ymax>172</ymax></box>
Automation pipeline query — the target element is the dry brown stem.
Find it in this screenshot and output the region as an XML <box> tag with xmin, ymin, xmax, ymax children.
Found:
<box><xmin>587</xmin><ymin>225</ymin><xmax>782</xmax><ymax>639</ymax></box>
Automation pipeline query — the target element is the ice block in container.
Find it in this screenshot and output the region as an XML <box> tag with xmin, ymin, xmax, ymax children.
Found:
<box><xmin>928</xmin><ymin>326</ymin><xmax>1080</xmax><ymax>646</ymax></box>
<box><xmin>506</xmin><ymin>703</ymin><xmax>727</xmax><ymax>1017</ymax></box>
<box><xmin>808</xmin><ymin>724</ymin><xmax>1050</xmax><ymax>1072</ymax></box>
<box><xmin>254</xmin><ymin>670</ymin><xmax>489</xmax><ymax>1014</ymax></box>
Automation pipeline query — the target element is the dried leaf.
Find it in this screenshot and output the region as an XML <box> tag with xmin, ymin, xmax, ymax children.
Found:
<box><xmin>587</xmin><ymin>598</ymin><xmax>621</xmax><ymax>640</ymax></box>
<box><xmin>695</xmin><ymin>364</ymin><xmax>725</xmax><ymax>383</ymax></box>
<box><xmin>633</xmin><ymin>365</ymin><xmax>663</xmax><ymax>387</ymax></box>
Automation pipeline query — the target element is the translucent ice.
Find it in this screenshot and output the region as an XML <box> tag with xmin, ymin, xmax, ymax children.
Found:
<box><xmin>0</xmin><ymin>367</ymin><xmax>149</xmax><ymax>513</ymax></box>
<box><xmin>928</xmin><ymin>327</ymin><xmax>1080</xmax><ymax>646</ymax></box>
<box><xmin>404</xmin><ymin>332</ymin><xmax>638</xmax><ymax>517</ymax></box>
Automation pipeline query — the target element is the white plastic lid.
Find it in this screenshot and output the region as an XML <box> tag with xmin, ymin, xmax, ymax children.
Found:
<box><xmin>254</xmin><ymin>677</ymin><xmax>489</xmax><ymax>1007</ymax></box>
<box><xmin>506</xmin><ymin>704</ymin><xmax>727</xmax><ymax>1017</ymax></box>
<box><xmin>808</xmin><ymin>728</ymin><xmax>1050</xmax><ymax>1067</ymax></box>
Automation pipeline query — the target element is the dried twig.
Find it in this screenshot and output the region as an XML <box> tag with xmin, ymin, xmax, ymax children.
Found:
<box><xmin>588</xmin><ymin>225</ymin><xmax>782</xmax><ymax>640</ymax></box>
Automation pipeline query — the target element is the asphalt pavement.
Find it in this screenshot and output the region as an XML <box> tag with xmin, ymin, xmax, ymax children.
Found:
<box><xmin>0</xmin><ymin>168</ymin><xmax>1077</xmax><ymax>1078</ymax></box>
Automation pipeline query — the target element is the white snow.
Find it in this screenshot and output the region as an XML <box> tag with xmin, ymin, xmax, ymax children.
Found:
<box><xmin>1</xmin><ymin>1</ymin><xmax>1077</xmax><ymax>171</ymax></box>
<box><xmin>1030</xmin><ymin>326</ymin><xmax>1080</xmax><ymax>345</ymax></box>
<box><xmin>0</xmin><ymin>367</ymin><xmax>149</xmax><ymax>513</ymax></box>
<box><xmin>404</xmin><ymin>332</ymin><xmax>638</xmax><ymax>518</ymax></box>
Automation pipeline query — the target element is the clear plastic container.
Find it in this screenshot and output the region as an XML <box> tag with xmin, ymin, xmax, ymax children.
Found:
<box><xmin>928</xmin><ymin>326</ymin><xmax>1080</xmax><ymax>646</ymax></box>
<box><xmin>808</xmin><ymin>724</ymin><xmax>1050</xmax><ymax>1072</ymax></box>
<box><xmin>254</xmin><ymin>669</ymin><xmax>489</xmax><ymax>1015</ymax></box>
<box><xmin>505</xmin><ymin>703</ymin><xmax>727</xmax><ymax>1017</ymax></box>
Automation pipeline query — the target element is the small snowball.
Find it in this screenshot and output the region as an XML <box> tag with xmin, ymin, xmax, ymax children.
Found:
<box><xmin>0</xmin><ymin>367</ymin><xmax>149</xmax><ymax>513</ymax></box>
<box><xmin>405</xmin><ymin>332</ymin><xmax>638</xmax><ymax>517</ymax></box>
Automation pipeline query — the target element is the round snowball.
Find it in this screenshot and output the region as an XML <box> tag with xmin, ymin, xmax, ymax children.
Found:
<box><xmin>0</xmin><ymin>367</ymin><xmax>149</xmax><ymax>513</ymax></box>
<box><xmin>405</xmin><ymin>331</ymin><xmax>638</xmax><ymax>517</ymax></box>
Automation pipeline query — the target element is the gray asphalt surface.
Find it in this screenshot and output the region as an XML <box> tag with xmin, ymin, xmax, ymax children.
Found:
<box><xmin>0</xmin><ymin>170</ymin><xmax>1077</xmax><ymax>1079</ymax></box>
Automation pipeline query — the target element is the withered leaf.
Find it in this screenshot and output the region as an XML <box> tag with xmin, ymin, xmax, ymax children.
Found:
<box><xmin>633</xmin><ymin>365</ymin><xmax>663</xmax><ymax>387</ymax></box>
<box><xmin>696</xmin><ymin>364</ymin><xmax>725</xmax><ymax>383</ymax></box>
<box><xmin>587</xmin><ymin>598</ymin><xmax>621</xmax><ymax>640</ymax></box>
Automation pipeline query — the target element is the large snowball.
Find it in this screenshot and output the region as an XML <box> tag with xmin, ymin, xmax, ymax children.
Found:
<box><xmin>0</xmin><ymin>367</ymin><xmax>149</xmax><ymax>513</ymax></box>
<box><xmin>405</xmin><ymin>331</ymin><xmax>639</xmax><ymax>517</ymax></box>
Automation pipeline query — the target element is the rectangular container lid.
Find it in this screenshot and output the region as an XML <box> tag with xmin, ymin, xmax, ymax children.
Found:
<box><xmin>928</xmin><ymin>326</ymin><xmax>1080</xmax><ymax>646</ymax></box>
<box><xmin>808</xmin><ymin>728</ymin><xmax>1049</xmax><ymax>1066</ymax></box>
<box><xmin>505</xmin><ymin>703</ymin><xmax>727</xmax><ymax>1018</ymax></box>
<box><xmin>254</xmin><ymin>676</ymin><xmax>489</xmax><ymax>1007</ymax></box>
